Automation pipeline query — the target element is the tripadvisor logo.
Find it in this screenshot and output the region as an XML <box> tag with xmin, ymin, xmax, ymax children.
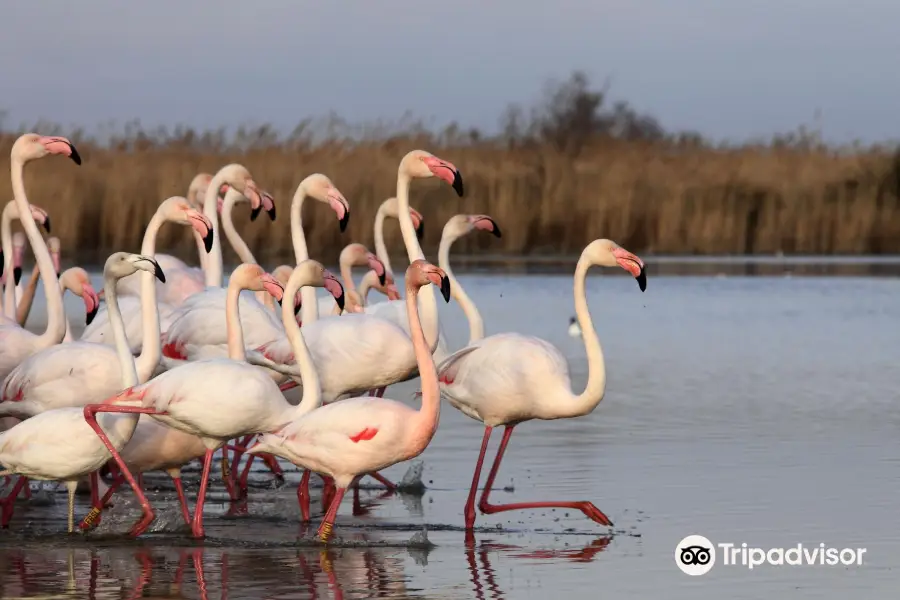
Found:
<box><xmin>675</xmin><ymin>535</ymin><xmax>867</xmax><ymax>575</ymax></box>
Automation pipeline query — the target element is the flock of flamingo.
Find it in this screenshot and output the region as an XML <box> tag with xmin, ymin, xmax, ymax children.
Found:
<box><xmin>0</xmin><ymin>132</ymin><xmax>647</xmax><ymax>543</ymax></box>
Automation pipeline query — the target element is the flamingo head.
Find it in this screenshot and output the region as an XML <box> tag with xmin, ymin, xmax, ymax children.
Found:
<box><xmin>340</xmin><ymin>243</ymin><xmax>387</xmax><ymax>286</ymax></box>
<box><xmin>401</xmin><ymin>150</ymin><xmax>463</xmax><ymax>197</ymax></box>
<box><xmin>300</xmin><ymin>174</ymin><xmax>350</xmax><ymax>232</ymax></box>
<box><xmin>587</xmin><ymin>239</ymin><xmax>647</xmax><ymax>292</ymax></box>
<box><xmin>161</xmin><ymin>196</ymin><xmax>215</xmax><ymax>253</ymax></box>
<box><xmin>234</xmin><ymin>264</ymin><xmax>285</xmax><ymax>303</ymax></box>
<box><xmin>103</xmin><ymin>252</ymin><xmax>166</xmax><ymax>285</ymax></box>
<box><xmin>284</xmin><ymin>260</ymin><xmax>346</xmax><ymax>314</ymax></box>
<box><xmin>187</xmin><ymin>173</ymin><xmax>213</xmax><ymax>210</ymax></box>
<box><xmin>216</xmin><ymin>165</ymin><xmax>262</xmax><ymax>216</ymax></box>
<box><xmin>407</xmin><ymin>259</ymin><xmax>451</xmax><ymax>303</ymax></box>
<box><xmin>60</xmin><ymin>267</ymin><xmax>100</xmax><ymax>325</ymax></box>
<box><xmin>12</xmin><ymin>133</ymin><xmax>81</xmax><ymax>165</ymax></box>
<box><xmin>443</xmin><ymin>214</ymin><xmax>502</xmax><ymax>243</ymax></box>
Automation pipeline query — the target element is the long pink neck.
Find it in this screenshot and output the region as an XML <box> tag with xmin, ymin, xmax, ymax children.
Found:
<box><xmin>405</xmin><ymin>279</ymin><xmax>440</xmax><ymax>449</ymax></box>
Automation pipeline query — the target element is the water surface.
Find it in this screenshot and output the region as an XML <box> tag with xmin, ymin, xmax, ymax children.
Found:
<box><xmin>4</xmin><ymin>268</ymin><xmax>899</xmax><ymax>598</ymax></box>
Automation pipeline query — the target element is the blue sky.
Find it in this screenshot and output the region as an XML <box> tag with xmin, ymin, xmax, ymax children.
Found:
<box><xmin>2</xmin><ymin>0</ymin><xmax>898</xmax><ymax>143</ymax></box>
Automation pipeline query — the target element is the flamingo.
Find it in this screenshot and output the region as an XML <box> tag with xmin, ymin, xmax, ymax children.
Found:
<box><xmin>436</xmin><ymin>214</ymin><xmax>503</xmax><ymax>344</ymax></box>
<box><xmin>0</xmin><ymin>252</ymin><xmax>166</xmax><ymax>532</ymax></box>
<box><xmin>435</xmin><ymin>238</ymin><xmax>647</xmax><ymax>530</ymax></box>
<box><xmin>315</xmin><ymin>243</ymin><xmax>387</xmax><ymax>316</ymax></box>
<box><xmin>372</xmin><ymin>196</ymin><xmax>425</xmax><ymax>281</ymax></box>
<box><xmin>1</xmin><ymin>200</ymin><xmax>51</xmax><ymax>319</ymax></box>
<box><xmin>357</xmin><ymin>269</ymin><xmax>401</xmax><ymax>305</ymax></box>
<box><xmin>0</xmin><ymin>134</ymin><xmax>80</xmax><ymax>382</ymax></box>
<box><xmin>14</xmin><ymin>266</ymin><xmax>100</xmax><ymax>338</ymax></box>
<box><xmin>246</xmin><ymin>149</ymin><xmax>463</xmax><ymax>401</ymax></box>
<box><xmin>82</xmin><ymin>261</ymin><xmax>345</xmax><ymax>537</ymax></box>
<box><xmin>247</xmin><ymin>259</ymin><xmax>452</xmax><ymax>542</ymax></box>
<box><xmin>0</xmin><ymin>196</ymin><xmax>212</xmax><ymax>420</ymax></box>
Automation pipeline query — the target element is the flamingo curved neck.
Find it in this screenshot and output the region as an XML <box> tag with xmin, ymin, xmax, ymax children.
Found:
<box><xmin>564</xmin><ymin>256</ymin><xmax>607</xmax><ymax>417</ymax></box>
<box><xmin>97</xmin><ymin>264</ymin><xmax>142</xmax><ymax>442</ymax></box>
<box><xmin>404</xmin><ymin>280</ymin><xmax>440</xmax><ymax>450</ymax></box>
<box><xmin>222</xmin><ymin>194</ymin><xmax>270</xmax><ymax>307</ymax></box>
<box><xmin>133</xmin><ymin>211</ymin><xmax>164</xmax><ymax>382</ymax></box>
<box><xmin>396</xmin><ymin>172</ymin><xmax>439</xmax><ymax>351</ymax></box>
<box><xmin>1</xmin><ymin>203</ymin><xmax>19</xmax><ymax>318</ymax></box>
<box><xmin>225</xmin><ymin>279</ymin><xmax>248</xmax><ymax>362</ymax></box>
<box><xmin>373</xmin><ymin>207</ymin><xmax>394</xmax><ymax>279</ymax></box>
<box><xmin>280</xmin><ymin>278</ymin><xmax>323</xmax><ymax>422</ymax></box>
<box><xmin>202</xmin><ymin>173</ymin><xmax>227</xmax><ymax>288</ymax></box>
<box><xmin>438</xmin><ymin>231</ymin><xmax>484</xmax><ymax>343</ymax></box>
<box><xmin>290</xmin><ymin>184</ymin><xmax>320</xmax><ymax>325</ymax></box>
<box><xmin>10</xmin><ymin>156</ymin><xmax>65</xmax><ymax>347</ymax></box>
<box><xmin>15</xmin><ymin>264</ymin><xmax>41</xmax><ymax>325</ymax></box>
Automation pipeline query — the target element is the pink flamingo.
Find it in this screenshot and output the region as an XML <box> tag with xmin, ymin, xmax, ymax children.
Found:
<box><xmin>315</xmin><ymin>243</ymin><xmax>388</xmax><ymax>316</ymax></box>
<box><xmin>0</xmin><ymin>134</ymin><xmax>80</xmax><ymax>382</ymax></box>
<box><xmin>0</xmin><ymin>197</ymin><xmax>212</xmax><ymax>420</ymax></box>
<box><xmin>1</xmin><ymin>201</ymin><xmax>51</xmax><ymax>320</ymax></box>
<box><xmin>82</xmin><ymin>261</ymin><xmax>345</xmax><ymax>537</ymax></box>
<box><xmin>436</xmin><ymin>238</ymin><xmax>646</xmax><ymax>531</ymax></box>
<box><xmin>0</xmin><ymin>252</ymin><xmax>166</xmax><ymax>532</ymax></box>
<box><xmin>247</xmin><ymin>259</ymin><xmax>452</xmax><ymax>542</ymax></box>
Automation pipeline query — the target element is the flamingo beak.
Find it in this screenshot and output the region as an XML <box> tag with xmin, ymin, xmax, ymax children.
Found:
<box><xmin>39</xmin><ymin>137</ymin><xmax>81</xmax><ymax>165</ymax></box>
<box><xmin>366</xmin><ymin>253</ymin><xmax>387</xmax><ymax>286</ymax></box>
<box><xmin>452</xmin><ymin>171</ymin><xmax>464</xmax><ymax>197</ymax></box>
<box><xmin>13</xmin><ymin>266</ymin><xmax>22</xmax><ymax>286</ymax></box>
<box><xmin>327</xmin><ymin>189</ymin><xmax>350</xmax><ymax>232</ymax></box>
<box><xmin>471</xmin><ymin>216</ymin><xmax>501</xmax><ymax>238</ymax></box>
<box><xmin>440</xmin><ymin>275</ymin><xmax>451</xmax><ymax>302</ymax></box>
<box><xmin>411</xmin><ymin>210</ymin><xmax>425</xmax><ymax>240</ymax></box>
<box><xmin>262</xmin><ymin>275</ymin><xmax>285</xmax><ymax>303</ymax></box>
<box><xmin>613</xmin><ymin>248</ymin><xmax>647</xmax><ymax>292</ymax></box>
<box><xmin>323</xmin><ymin>270</ymin><xmax>345</xmax><ymax>312</ymax></box>
<box><xmin>83</xmin><ymin>284</ymin><xmax>100</xmax><ymax>326</ymax></box>
<box><xmin>190</xmin><ymin>215</ymin><xmax>215</xmax><ymax>253</ymax></box>
<box><xmin>262</xmin><ymin>192</ymin><xmax>277</xmax><ymax>221</ymax></box>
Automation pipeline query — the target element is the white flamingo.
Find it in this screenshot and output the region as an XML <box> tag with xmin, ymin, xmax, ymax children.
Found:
<box><xmin>247</xmin><ymin>150</ymin><xmax>463</xmax><ymax>402</ymax></box>
<box><xmin>1</xmin><ymin>200</ymin><xmax>51</xmax><ymax>320</ymax></box>
<box><xmin>435</xmin><ymin>238</ymin><xmax>646</xmax><ymax>530</ymax></box>
<box><xmin>0</xmin><ymin>251</ymin><xmax>166</xmax><ymax>532</ymax></box>
<box><xmin>247</xmin><ymin>259</ymin><xmax>452</xmax><ymax>542</ymax></box>
<box><xmin>372</xmin><ymin>196</ymin><xmax>425</xmax><ymax>281</ymax></box>
<box><xmin>315</xmin><ymin>243</ymin><xmax>387</xmax><ymax>316</ymax></box>
<box><xmin>0</xmin><ymin>134</ymin><xmax>80</xmax><ymax>381</ymax></box>
<box><xmin>81</xmin><ymin>261</ymin><xmax>345</xmax><ymax>537</ymax></box>
<box><xmin>0</xmin><ymin>197</ymin><xmax>211</xmax><ymax>419</ymax></box>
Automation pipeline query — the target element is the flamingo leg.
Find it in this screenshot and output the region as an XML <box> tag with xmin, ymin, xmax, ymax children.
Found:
<box><xmin>190</xmin><ymin>449</ymin><xmax>215</xmax><ymax>538</ymax></box>
<box><xmin>464</xmin><ymin>426</ymin><xmax>494</xmax><ymax>530</ymax></box>
<box><xmin>22</xmin><ymin>478</ymin><xmax>31</xmax><ymax>500</ymax></box>
<box><xmin>79</xmin><ymin>472</ymin><xmax>125</xmax><ymax>530</ymax></box>
<box><xmin>0</xmin><ymin>476</ymin><xmax>29</xmax><ymax>528</ymax></box>
<box><xmin>477</xmin><ymin>425</ymin><xmax>614</xmax><ymax>527</ymax></box>
<box><xmin>220</xmin><ymin>445</ymin><xmax>240</xmax><ymax>502</ymax></box>
<box><xmin>365</xmin><ymin>471</ymin><xmax>396</xmax><ymax>491</ymax></box>
<box><xmin>261</xmin><ymin>453</ymin><xmax>285</xmax><ymax>480</ymax></box>
<box><xmin>321</xmin><ymin>474</ymin><xmax>336</xmax><ymax>512</ymax></box>
<box><xmin>296</xmin><ymin>470</ymin><xmax>311</xmax><ymax>522</ymax></box>
<box><xmin>316</xmin><ymin>487</ymin><xmax>347</xmax><ymax>543</ymax></box>
<box><xmin>89</xmin><ymin>471</ymin><xmax>100</xmax><ymax>508</ymax></box>
<box><xmin>166</xmin><ymin>469</ymin><xmax>192</xmax><ymax>526</ymax></box>
<box><xmin>83</xmin><ymin>404</ymin><xmax>159</xmax><ymax>536</ymax></box>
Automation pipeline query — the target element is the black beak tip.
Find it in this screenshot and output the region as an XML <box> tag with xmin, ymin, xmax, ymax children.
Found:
<box><xmin>86</xmin><ymin>306</ymin><xmax>98</xmax><ymax>326</ymax></box>
<box><xmin>250</xmin><ymin>206</ymin><xmax>262</xmax><ymax>221</ymax></box>
<box><xmin>378</xmin><ymin>272</ymin><xmax>386</xmax><ymax>286</ymax></box>
<box><xmin>452</xmin><ymin>172</ymin><xmax>464</xmax><ymax>197</ymax></box>
<box><xmin>440</xmin><ymin>276</ymin><xmax>451</xmax><ymax>303</ymax></box>
<box><xmin>415</xmin><ymin>223</ymin><xmax>425</xmax><ymax>241</ymax></box>
<box><xmin>490</xmin><ymin>221</ymin><xmax>502</xmax><ymax>238</ymax></box>
<box><xmin>636</xmin><ymin>268</ymin><xmax>647</xmax><ymax>292</ymax></box>
<box><xmin>339</xmin><ymin>212</ymin><xmax>350</xmax><ymax>233</ymax></box>
<box><xmin>154</xmin><ymin>265</ymin><xmax>166</xmax><ymax>284</ymax></box>
<box><xmin>335</xmin><ymin>292</ymin><xmax>346</xmax><ymax>312</ymax></box>
<box><xmin>68</xmin><ymin>145</ymin><xmax>82</xmax><ymax>166</ymax></box>
<box><xmin>42</xmin><ymin>218</ymin><xmax>51</xmax><ymax>234</ymax></box>
<box><xmin>277</xmin><ymin>296</ymin><xmax>284</xmax><ymax>306</ymax></box>
<box><xmin>203</xmin><ymin>229</ymin><xmax>214</xmax><ymax>253</ymax></box>
<box><xmin>13</xmin><ymin>266</ymin><xmax>22</xmax><ymax>286</ymax></box>
<box><xmin>267</xmin><ymin>207</ymin><xmax>277</xmax><ymax>221</ymax></box>
<box><xmin>294</xmin><ymin>301</ymin><xmax>301</xmax><ymax>315</ymax></box>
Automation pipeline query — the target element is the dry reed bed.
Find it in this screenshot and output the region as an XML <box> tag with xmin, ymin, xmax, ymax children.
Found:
<box><xmin>2</xmin><ymin>135</ymin><xmax>899</xmax><ymax>266</ymax></box>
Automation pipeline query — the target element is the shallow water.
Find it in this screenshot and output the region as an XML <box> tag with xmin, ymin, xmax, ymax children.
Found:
<box><xmin>4</xmin><ymin>266</ymin><xmax>899</xmax><ymax>598</ymax></box>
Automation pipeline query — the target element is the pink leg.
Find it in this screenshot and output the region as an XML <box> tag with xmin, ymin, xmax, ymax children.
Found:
<box><xmin>464</xmin><ymin>426</ymin><xmax>494</xmax><ymax>530</ymax></box>
<box><xmin>83</xmin><ymin>404</ymin><xmax>159</xmax><ymax>536</ymax></box>
<box><xmin>477</xmin><ymin>425</ymin><xmax>613</xmax><ymax>527</ymax></box>
<box><xmin>171</xmin><ymin>476</ymin><xmax>192</xmax><ymax>526</ymax></box>
<box><xmin>296</xmin><ymin>470</ymin><xmax>311</xmax><ymax>522</ymax></box>
<box><xmin>0</xmin><ymin>476</ymin><xmax>28</xmax><ymax>528</ymax></box>
<box><xmin>190</xmin><ymin>449</ymin><xmax>215</xmax><ymax>538</ymax></box>
<box><xmin>321</xmin><ymin>474</ymin><xmax>336</xmax><ymax>512</ymax></box>
<box><xmin>280</xmin><ymin>380</ymin><xmax>298</xmax><ymax>392</ymax></box>
<box><xmin>261</xmin><ymin>453</ymin><xmax>284</xmax><ymax>480</ymax></box>
<box><xmin>22</xmin><ymin>479</ymin><xmax>31</xmax><ymax>500</ymax></box>
<box><xmin>220</xmin><ymin>445</ymin><xmax>240</xmax><ymax>502</ymax></box>
<box><xmin>316</xmin><ymin>487</ymin><xmax>347</xmax><ymax>542</ymax></box>
<box><xmin>90</xmin><ymin>471</ymin><xmax>100</xmax><ymax>508</ymax></box>
<box><xmin>365</xmin><ymin>471</ymin><xmax>396</xmax><ymax>491</ymax></box>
